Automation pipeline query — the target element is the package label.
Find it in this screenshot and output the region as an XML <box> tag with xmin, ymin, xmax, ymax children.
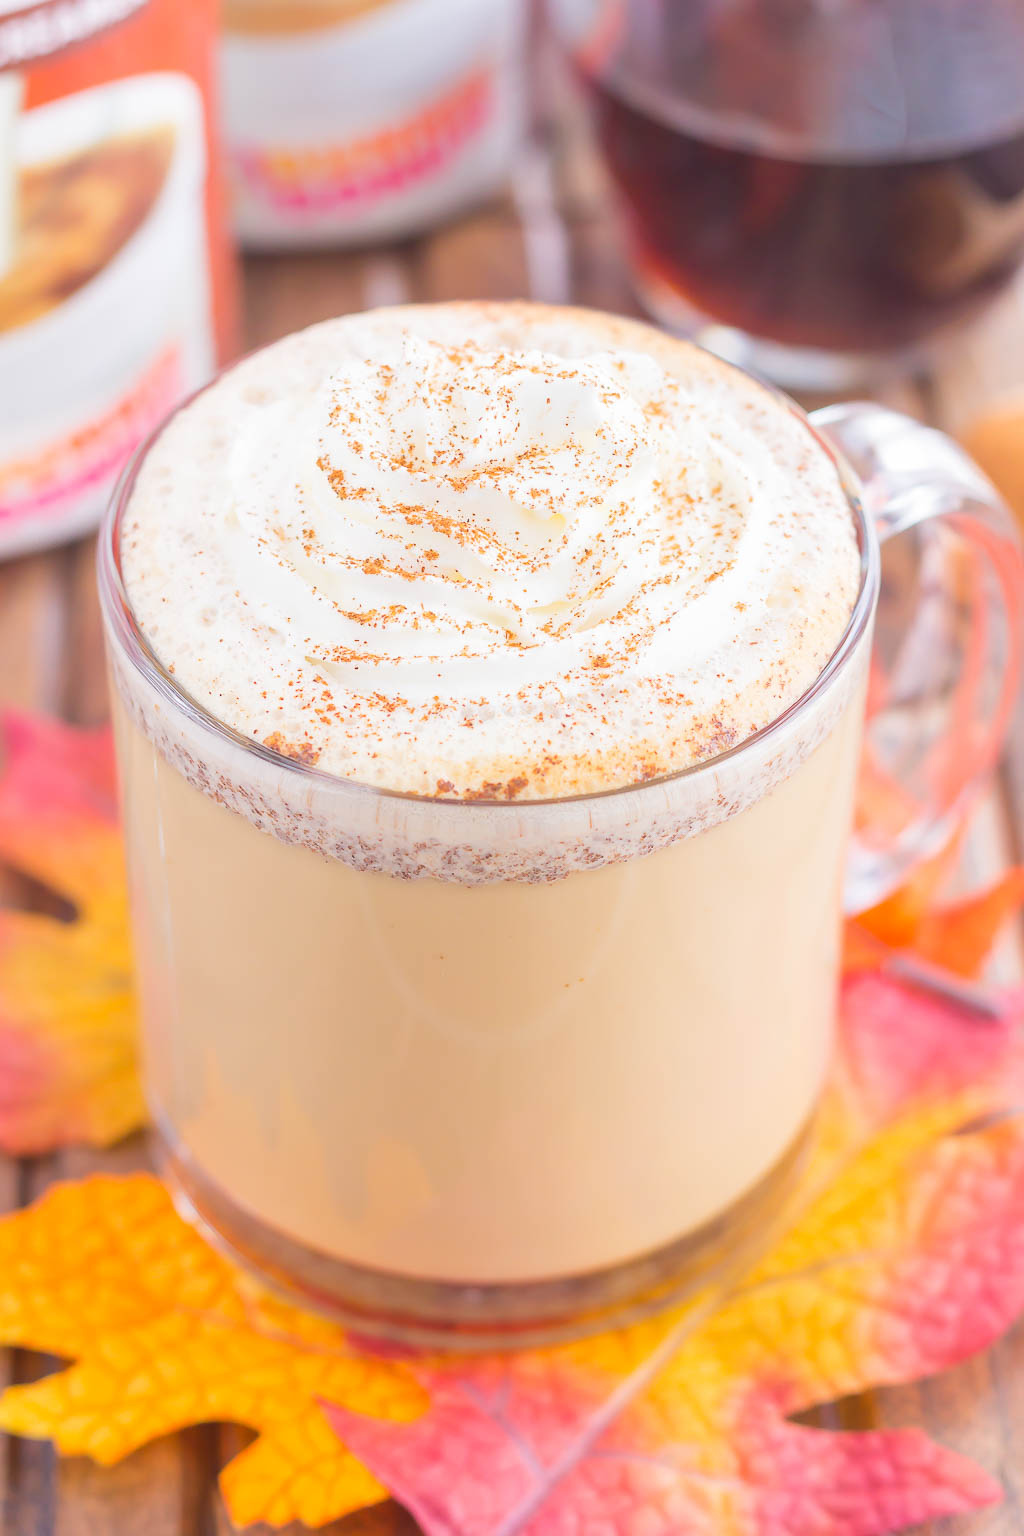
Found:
<box><xmin>0</xmin><ymin>0</ymin><xmax>235</xmax><ymax>559</ymax></box>
<box><xmin>223</xmin><ymin>0</ymin><xmax>526</xmax><ymax>247</ymax></box>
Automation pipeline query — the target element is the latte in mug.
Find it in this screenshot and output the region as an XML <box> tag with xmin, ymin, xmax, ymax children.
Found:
<box><xmin>105</xmin><ymin>302</ymin><xmax>871</xmax><ymax>1340</ymax></box>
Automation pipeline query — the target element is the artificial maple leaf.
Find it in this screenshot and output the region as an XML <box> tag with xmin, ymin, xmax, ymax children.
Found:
<box><xmin>325</xmin><ymin>973</ymin><xmax>1024</xmax><ymax>1536</ymax></box>
<box><xmin>0</xmin><ymin>1173</ymin><xmax>427</xmax><ymax>1529</ymax></box>
<box><xmin>842</xmin><ymin>923</ymin><xmax>887</xmax><ymax>973</ymax></box>
<box><xmin>848</xmin><ymin>857</ymin><xmax>1024</xmax><ymax>980</ymax></box>
<box><xmin>0</xmin><ymin>711</ymin><xmax>142</xmax><ymax>1151</ymax></box>
<box><xmin>912</xmin><ymin>866</ymin><xmax>1024</xmax><ymax>976</ymax></box>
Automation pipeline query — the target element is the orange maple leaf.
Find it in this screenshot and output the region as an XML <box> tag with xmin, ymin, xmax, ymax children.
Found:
<box><xmin>848</xmin><ymin>838</ymin><xmax>1024</xmax><ymax>981</ymax></box>
<box><xmin>0</xmin><ymin>712</ymin><xmax>142</xmax><ymax>1151</ymax></box>
<box><xmin>0</xmin><ymin>1174</ymin><xmax>426</xmax><ymax>1529</ymax></box>
<box><xmin>912</xmin><ymin>867</ymin><xmax>1024</xmax><ymax>976</ymax></box>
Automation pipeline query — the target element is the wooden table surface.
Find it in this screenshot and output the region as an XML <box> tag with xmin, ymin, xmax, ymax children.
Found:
<box><xmin>2</xmin><ymin>102</ymin><xmax>1024</xmax><ymax>1536</ymax></box>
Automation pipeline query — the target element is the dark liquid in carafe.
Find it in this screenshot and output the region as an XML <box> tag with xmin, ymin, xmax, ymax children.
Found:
<box><xmin>585</xmin><ymin>75</ymin><xmax>1024</xmax><ymax>355</ymax></box>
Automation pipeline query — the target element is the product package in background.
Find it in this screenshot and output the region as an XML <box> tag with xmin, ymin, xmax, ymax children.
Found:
<box><xmin>222</xmin><ymin>0</ymin><xmax>527</xmax><ymax>249</ymax></box>
<box><xmin>0</xmin><ymin>0</ymin><xmax>237</xmax><ymax>561</ymax></box>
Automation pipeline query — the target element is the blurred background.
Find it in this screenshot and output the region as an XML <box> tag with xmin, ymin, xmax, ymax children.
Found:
<box><xmin>2</xmin><ymin>0</ymin><xmax>1024</xmax><ymax>569</ymax></box>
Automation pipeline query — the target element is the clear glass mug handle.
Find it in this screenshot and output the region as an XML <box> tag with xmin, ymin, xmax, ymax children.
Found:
<box><xmin>810</xmin><ymin>402</ymin><xmax>1024</xmax><ymax>915</ymax></box>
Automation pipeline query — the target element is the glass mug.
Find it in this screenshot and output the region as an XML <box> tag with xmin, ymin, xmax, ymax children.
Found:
<box><xmin>553</xmin><ymin>0</ymin><xmax>1024</xmax><ymax>389</ymax></box>
<box><xmin>98</xmin><ymin>361</ymin><xmax>1023</xmax><ymax>1347</ymax></box>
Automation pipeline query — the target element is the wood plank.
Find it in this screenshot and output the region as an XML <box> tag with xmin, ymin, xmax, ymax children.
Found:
<box><xmin>0</xmin><ymin>553</ymin><xmax>68</xmax><ymax>714</ymax></box>
<box><xmin>414</xmin><ymin>198</ymin><xmax>529</xmax><ymax>302</ymax></box>
<box><xmin>61</xmin><ymin>541</ymin><xmax>107</xmax><ymax>728</ymax></box>
<box><xmin>51</xmin><ymin>1434</ymin><xmax>213</xmax><ymax>1536</ymax></box>
<box><xmin>0</xmin><ymin>554</ymin><xmax>69</xmax><ymax>923</ymax></box>
<box><xmin>243</xmin><ymin>249</ymin><xmax>417</xmax><ymax>351</ymax></box>
<box><xmin>4</xmin><ymin>1418</ymin><xmax>55</xmax><ymax>1536</ymax></box>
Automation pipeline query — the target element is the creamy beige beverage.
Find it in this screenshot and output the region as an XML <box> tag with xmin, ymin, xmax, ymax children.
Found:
<box><xmin>109</xmin><ymin>303</ymin><xmax>864</xmax><ymax>1312</ymax></box>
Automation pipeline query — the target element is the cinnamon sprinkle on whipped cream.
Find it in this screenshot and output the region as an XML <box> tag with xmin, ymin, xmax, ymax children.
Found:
<box><xmin>121</xmin><ymin>302</ymin><xmax>860</xmax><ymax>799</ymax></box>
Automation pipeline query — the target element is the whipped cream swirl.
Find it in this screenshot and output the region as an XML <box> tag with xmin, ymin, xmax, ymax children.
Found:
<box><xmin>122</xmin><ymin>304</ymin><xmax>860</xmax><ymax>797</ymax></box>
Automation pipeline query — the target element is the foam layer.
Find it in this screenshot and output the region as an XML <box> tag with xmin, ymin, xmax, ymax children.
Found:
<box><xmin>121</xmin><ymin>302</ymin><xmax>860</xmax><ymax>798</ymax></box>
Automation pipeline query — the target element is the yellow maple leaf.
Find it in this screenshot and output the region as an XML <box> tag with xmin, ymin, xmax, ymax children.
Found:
<box><xmin>0</xmin><ymin>1174</ymin><xmax>426</xmax><ymax>1528</ymax></box>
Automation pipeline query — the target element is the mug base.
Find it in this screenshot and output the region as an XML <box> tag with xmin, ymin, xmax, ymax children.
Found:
<box><xmin>157</xmin><ymin>1118</ymin><xmax>813</xmax><ymax>1351</ymax></box>
<box><xmin>632</xmin><ymin>268</ymin><xmax>927</xmax><ymax>393</ymax></box>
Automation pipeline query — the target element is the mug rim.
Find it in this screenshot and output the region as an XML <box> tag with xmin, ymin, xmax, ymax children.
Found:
<box><xmin>96</xmin><ymin>335</ymin><xmax>881</xmax><ymax>812</ymax></box>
